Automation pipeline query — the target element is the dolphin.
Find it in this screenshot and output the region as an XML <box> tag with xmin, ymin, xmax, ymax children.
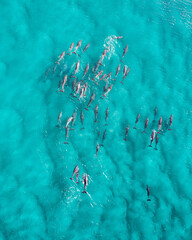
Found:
<box><xmin>59</xmin><ymin>75</ymin><xmax>67</xmax><ymax>92</ymax></box>
<box><xmin>124</xmin><ymin>125</ymin><xmax>129</xmax><ymax>141</ymax></box>
<box><xmin>75</xmin><ymin>82</ymin><xmax>81</xmax><ymax>96</ymax></box>
<box><xmin>83</xmin><ymin>43</ymin><xmax>90</xmax><ymax>53</ymax></box>
<box><xmin>95</xmin><ymin>70</ymin><xmax>103</xmax><ymax>79</ymax></box>
<box><xmin>103</xmin><ymin>84</ymin><xmax>113</xmax><ymax>98</ymax></box>
<box><xmin>82</xmin><ymin>173</ymin><xmax>88</xmax><ymax>193</ymax></box>
<box><xmin>142</xmin><ymin>118</ymin><xmax>149</xmax><ymax>133</ymax></box>
<box><xmin>56</xmin><ymin>111</ymin><xmax>62</xmax><ymax>127</ymax></box>
<box><xmin>75</xmin><ymin>60</ymin><xmax>80</xmax><ymax>75</ymax></box>
<box><xmin>83</xmin><ymin>63</ymin><xmax>89</xmax><ymax>78</ymax></box>
<box><xmin>101</xmin><ymin>49</ymin><xmax>107</xmax><ymax>60</ymax></box>
<box><xmin>96</xmin><ymin>143</ymin><xmax>100</xmax><ymax>157</ymax></box>
<box><xmin>168</xmin><ymin>114</ymin><xmax>173</xmax><ymax>130</ymax></box>
<box><xmin>63</xmin><ymin>126</ymin><xmax>69</xmax><ymax>144</ymax></box>
<box><xmin>80</xmin><ymin>111</ymin><xmax>84</xmax><ymax>129</ymax></box>
<box><xmin>78</xmin><ymin>87</ymin><xmax>84</xmax><ymax>100</ymax></box>
<box><xmin>112</xmin><ymin>36</ymin><xmax>123</xmax><ymax>39</ymax></box>
<box><xmin>91</xmin><ymin>70</ymin><xmax>103</xmax><ymax>84</ymax></box>
<box><xmin>85</xmin><ymin>92</ymin><xmax>95</xmax><ymax>110</ymax></box>
<box><xmin>67</xmin><ymin>42</ymin><xmax>74</xmax><ymax>55</ymax></box>
<box><xmin>105</xmin><ymin>107</ymin><xmax>109</xmax><ymax>125</ymax></box>
<box><xmin>146</xmin><ymin>186</ymin><xmax>151</xmax><ymax>201</ymax></box>
<box><xmin>72</xmin><ymin>78</ymin><xmax>76</xmax><ymax>91</ymax></box>
<box><xmin>154</xmin><ymin>107</ymin><xmax>157</xmax><ymax>121</ymax></box>
<box><xmin>83</xmin><ymin>82</ymin><xmax>88</xmax><ymax>96</ymax></box>
<box><xmin>149</xmin><ymin>130</ymin><xmax>156</xmax><ymax>147</ymax></box>
<box><xmin>103</xmin><ymin>83</ymin><xmax>108</xmax><ymax>94</ymax></box>
<box><xmin>72</xmin><ymin>110</ymin><xmax>77</xmax><ymax>126</ymax></box>
<box><xmin>94</xmin><ymin>105</ymin><xmax>99</xmax><ymax>122</ymax></box>
<box><xmin>65</xmin><ymin>116</ymin><xmax>73</xmax><ymax>128</ymax></box>
<box><xmin>70</xmin><ymin>165</ymin><xmax>79</xmax><ymax>182</ymax></box>
<box><xmin>113</xmin><ymin>64</ymin><xmax>121</xmax><ymax>81</ymax></box>
<box><xmin>72</xmin><ymin>40</ymin><xmax>82</xmax><ymax>55</ymax></box>
<box><xmin>100</xmin><ymin>129</ymin><xmax>107</xmax><ymax>146</ymax></box>
<box><xmin>121</xmin><ymin>66</ymin><xmax>130</xmax><ymax>83</ymax></box>
<box><xmin>155</xmin><ymin>134</ymin><xmax>159</xmax><ymax>150</ymax></box>
<box><xmin>133</xmin><ymin>114</ymin><xmax>140</xmax><ymax>129</ymax></box>
<box><xmin>99</xmin><ymin>73</ymin><xmax>106</xmax><ymax>82</ymax></box>
<box><xmin>76</xmin><ymin>171</ymin><xmax>79</xmax><ymax>183</ymax></box>
<box><xmin>120</xmin><ymin>44</ymin><xmax>128</xmax><ymax>62</ymax></box>
<box><xmin>157</xmin><ymin>117</ymin><xmax>163</xmax><ymax>133</ymax></box>
<box><xmin>105</xmin><ymin>72</ymin><xmax>112</xmax><ymax>82</ymax></box>
<box><xmin>58</xmin><ymin>80</ymin><xmax>62</xmax><ymax>90</ymax></box>
<box><xmin>56</xmin><ymin>51</ymin><xmax>65</xmax><ymax>64</ymax></box>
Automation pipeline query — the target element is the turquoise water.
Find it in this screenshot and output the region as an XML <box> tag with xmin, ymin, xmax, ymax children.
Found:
<box><xmin>0</xmin><ymin>0</ymin><xmax>192</xmax><ymax>239</ymax></box>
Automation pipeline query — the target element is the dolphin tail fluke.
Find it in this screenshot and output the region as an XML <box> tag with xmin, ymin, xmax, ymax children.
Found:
<box><xmin>168</xmin><ymin>128</ymin><xmax>172</xmax><ymax>130</ymax></box>
<box><xmin>63</xmin><ymin>142</ymin><xmax>69</xmax><ymax>144</ymax></box>
<box><xmin>59</xmin><ymin>90</ymin><xmax>64</xmax><ymax>92</ymax></box>
<box><xmin>133</xmin><ymin>127</ymin><xmax>136</xmax><ymax>129</ymax></box>
<box><xmin>94</xmin><ymin>120</ymin><xmax>97</xmax><ymax>122</ymax></box>
<box><xmin>157</xmin><ymin>131</ymin><xmax>161</xmax><ymax>134</ymax></box>
<box><xmin>148</xmin><ymin>145</ymin><xmax>152</xmax><ymax>147</ymax></box>
<box><xmin>56</xmin><ymin>62</ymin><xmax>60</xmax><ymax>65</ymax></box>
<box><xmin>71</xmin><ymin>76</ymin><xmax>76</xmax><ymax>78</ymax></box>
<box><xmin>81</xmin><ymin>127</ymin><xmax>85</xmax><ymax>130</ymax></box>
<box><xmin>70</xmin><ymin>178</ymin><xmax>73</xmax><ymax>180</ymax></box>
<box><xmin>56</xmin><ymin>124</ymin><xmax>60</xmax><ymax>128</ymax></box>
<box><xmin>76</xmin><ymin>181</ymin><xmax>79</xmax><ymax>183</ymax></box>
<box><xmin>120</xmin><ymin>60</ymin><xmax>123</xmax><ymax>63</ymax></box>
<box><xmin>100</xmin><ymin>144</ymin><xmax>104</xmax><ymax>147</ymax></box>
<box><xmin>123</xmin><ymin>138</ymin><xmax>127</xmax><ymax>141</ymax></box>
<box><xmin>67</xmin><ymin>53</ymin><xmax>70</xmax><ymax>56</ymax></box>
<box><xmin>104</xmin><ymin>123</ymin><xmax>108</xmax><ymax>126</ymax></box>
<box><xmin>78</xmin><ymin>54</ymin><xmax>81</xmax><ymax>58</ymax></box>
<box><xmin>147</xmin><ymin>199</ymin><xmax>151</xmax><ymax>201</ymax></box>
<box><xmin>72</xmin><ymin>52</ymin><xmax>77</xmax><ymax>55</ymax></box>
<box><xmin>113</xmin><ymin>78</ymin><xmax>116</xmax><ymax>81</ymax></box>
<box><xmin>155</xmin><ymin>147</ymin><xmax>158</xmax><ymax>150</ymax></box>
<box><xmin>99</xmin><ymin>63</ymin><xmax>103</xmax><ymax>66</ymax></box>
<box><xmin>120</xmin><ymin>81</ymin><xmax>124</xmax><ymax>84</ymax></box>
<box><xmin>82</xmin><ymin>191</ymin><xmax>87</xmax><ymax>193</ymax></box>
<box><xmin>84</xmin><ymin>108</ymin><xmax>89</xmax><ymax>111</ymax></box>
<box><xmin>142</xmin><ymin>130</ymin><xmax>145</xmax><ymax>133</ymax></box>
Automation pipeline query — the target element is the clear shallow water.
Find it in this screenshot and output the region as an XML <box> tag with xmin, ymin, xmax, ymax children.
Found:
<box><xmin>0</xmin><ymin>0</ymin><xmax>192</xmax><ymax>239</ymax></box>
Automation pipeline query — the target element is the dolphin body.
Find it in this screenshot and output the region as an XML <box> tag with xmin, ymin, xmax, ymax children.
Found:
<box><xmin>146</xmin><ymin>186</ymin><xmax>151</xmax><ymax>201</ymax></box>
<box><xmin>94</xmin><ymin>105</ymin><xmax>99</xmax><ymax>122</ymax></box>
<box><xmin>133</xmin><ymin>114</ymin><xmax>140</xmax><ymax>129</ymax></box>
<box><xmin>168</xmin><ymin>114</ymin><xmax>173</xmax><ymax>130</ymax></box>
<box><xmin>82</xmin><ymin>174</ymin><xmax>88</xmax><ymax>193</ymax></box>
<box><xmin>120</xmin><ymin>44</ymin><xmax>128</xmax><ymax>62</ymax></box>
<box><xmin>142</xmin><ymin>118</ymin><xmax>149</xmax><ymax>133</ymax></box>
<box><xmin>70</xmin><ymin>165</ymin><xmax>79</xmax><ymax>183</ymax></box>
<box><xmin>124</xmin><ymin>125</ymin><xmax>129</xmax><ymax>141</ymax></box>
<box><xmin>113</xmin><ymin>64</ymin><xmax>121</xmax><ymax>81</ymax></box>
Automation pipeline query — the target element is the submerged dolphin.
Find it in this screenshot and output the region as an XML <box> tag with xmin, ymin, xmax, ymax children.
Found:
<box><xmin>142</xmin><ymin>118</ymin><xmax>149</xmax><ymax>133</ymax></box>
<box><xmin>168</xmin><ymin>114</ymin><xmax>173</xmax><ymax>130</ymax></box>
<box><xmin>133</xmin><ymin>114</ymin><xmax>140</xmax><ymax>129</ymax></box>
<box><xmin>124</xmin><ymin>125</ymin><xmax>129</xmax><ymax>141</ymax></box>
<box><xmin>146</xmin><ymin>186</ymin><xmax>151</xmax><ymax>201</ymax></box>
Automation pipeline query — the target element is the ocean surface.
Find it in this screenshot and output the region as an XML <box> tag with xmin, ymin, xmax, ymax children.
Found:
<box><xmin>0</xmin><ymin>0</ymin><xmax>192</xmax><ymax>239</ymax></box>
